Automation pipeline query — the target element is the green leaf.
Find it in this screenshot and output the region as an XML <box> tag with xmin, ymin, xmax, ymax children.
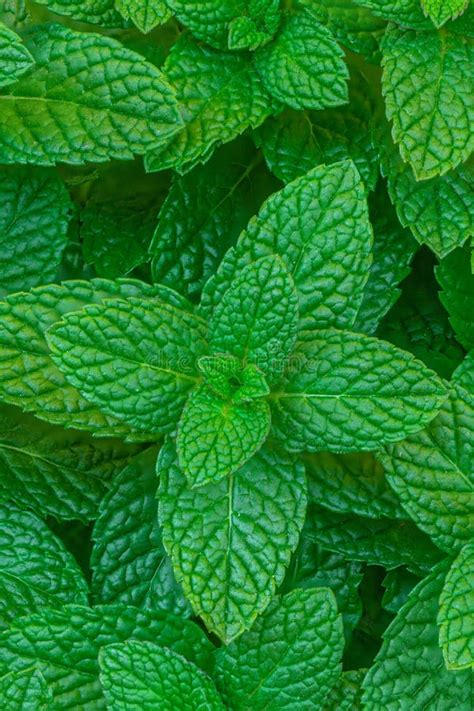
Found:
<box><xmin>201</xmin><ymin>160</ymin><xmax>373</xmax><ymax>331</ymax></box>
<box><xmin>381</xmin><ymin>25</ymin><xmax>474</xmax><ymax>179</ymax></box>
<box><xmin>304</xmin><ymin>506</ymin><xmax>444</xmax><ymax>573</ymax></box>
<box><xmin>362</xmin><ymin>560</ymin><xmax>472</xmax><ymax>710</ymax></box>
<box><xmin>209</xmin><ymin>255</ymin><xmax>298</xmax><ymax>378</ymax></box>
<box><xmin>158</xmin><ymin>440</ymin><xmax>307</xmax><ymax>643</ymax></box>
<box><xmin>353</xmin><ymin>0</ymin><xmax>435</xmax><ymax>28</ymax></box>
<box><xmin>0</xmin><ymin>605</ymin><xmax>214</xmax><ymax>709</ymax></box>
<box><xmin>255</xmin><ymin>11</ymin><xmax>348</xmax><ymax>110</ymax></box>
<box><xmin>32</xmin><ymin>0</ymin><xmax>122</xmax><ymax>26</ymax></box>
<box><xmin>0</xmin><ymin>167</ymin><xmax>72</xmax><ymax>296</ymax></box>
<box><xmin>116</xmin><ymin>0</ymin><xmax>171</xmax><ymax>32</ymax></box>
<box><xmin>255</xmin><ymin>65</ymin><xmax>379</xmax><ymax>188</ymax></box>
<box><xmin>271</xmin><ymin>329</ymin><xmax>447</xmax><ymax>452</ymax></box>
<box><xmin>47</xmin><ymin>296</ymin><xmax>208</xmax><ymax>436</ymax></box>
<box><xmin>150</xmin><ymin>138</ymin><xmax>279</xmax><ymax>299</ymax></box>
<box><xmin>436</xmin><ymin>243</ymin><xmax>474</xmax><ymax>350</ymax></box>
<box><xmin>0</xmin><ymin>501</ymin><xmax>88</xmax><ymax>627</ymax></box>
<box><xmin>438</xmin><ymin>543</ymin><xmax>474</xmax><ymax>669</ymax></box>
<box><xmin>323</xmin><ymin>669</ymin><xmax>366</xmax><ymax>711</ymax></box>
<box><xmin>0</xmin><ymin>279</ymin><xmax>186</xmax><ymax>436</ymax></box>
<box><xmin>215</xmin><ymin>588</ymin><xmax>344</xmax><ymax>710</ymax></box>
<box><xmin>381</xmin><ymin>567</ymin><xmax>420</xmax><ymax>613</ymax></box>
<box><xmin>177</xmin><ymin>385</ymin><xmax>271</xmax><ymax>487</ymax></box>
<box><xmin>421</xmin><ymin>0</ymin><xmax>469</xmax><ymax>26</ymax></box>
<box><xmin>144</xmin><ymin>35</ymin><xmax>273</xmax><ymax>173</ymax></box>
<box><xmin>198</xmin><ymin>356</ymin><xmax>270</xmax><ymax>401</ymax></box>
<box><xmin>303</xmin><ymin>451</ymin><xmax>406</xmax><ymax>520</ymax></box>
<box><xmin>353</xmin><ymin>179</ymin><xmax>417</xmax><ymax>334</ymax></box>
<box><xmin>165</xmin><ymin>0</ymin><xmax>281</xmax><ymax>50</ymax></box>
<box><xmin>380</xmin><ymin>383</ymin><xmax>474</xmax><ymax>552</ymax></box>
<box><xmin>91</xmin><ymin>449</ymin><xmax>189</xmax><ymax>615</ymax></box>
<box><xmin>0</xmin><ymin>668</ymin><xmax>52</xmax><ymax>710</ymax></box>
<box><xmin>99</xmin><ymin>641</ymin><xmax>225</xmax><ymax>710</ymax></box>
<box><xmin>453</xmin><ymin>351</ymin><xmax>474</xmax><ymax>394</ymax></box>
<box><xmin>0</xmin><ymin>404</ymin><xmax>141</xmax><ymax>522</ymax></box>
<box><xmin>0</xmin><ymin>24</ymin><xmax>182</xmax><ymax>165</ymax></box>
<box><xmin>0</xmin><ymin>20</ymin><xmax>33</xmax><ymax>88</ymax></box>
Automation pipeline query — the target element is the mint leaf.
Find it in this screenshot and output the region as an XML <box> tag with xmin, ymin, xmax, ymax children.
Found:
<box><xmin>0</xmin><ymin>404</ymin><xmax>139</xmax><ymax>522</ymax></box>
<box><xmin>0</xmin><ymin>501</ymin><xmax>88</xmax><ymax>626</ymax></box>
<box><xmin>177</xmin><ymin>385</ymin><xmax>271</xmax><ymax>487</ymax></box>
<box><xmin>362</xmin><ymin>560</ymin><xmax>472</xmax><ymax>710</ymax></box>
<box><xmin>438</xmin><ymin>543</ymin><xmax>474</xmax><ymax>669</ymax></box>
<box><xmin>381</xmin><ymin>25</ymin><xmax>474</xmax><ymax>179</ymax></box>
<box><xmin>198</xmin><ymin>356</ymin><xmax>270</xmax><ymax>401</ymax></box>
<box><xmin>421</xmin><ymin>0</ymin><xmax>469</xmax><ymax>26</ymax></box>
<box><xmin>255</xmin><ymin>10</ymin><xmax>348</xmax><ymax>110</ymax></box>
<box><xmin>202</xmin><ymin>160</ymin><xmax>373</xmax><ymax>331</ymax></box>
<box><xmin>436</xmin><ymin>243</ymin><xmax>474</xmax><ymax>350</ymax></box>
<box><xmin>453</xmin><ymin>351</ymin><xmax>474</xmax><ymax>394</ymax></box>
<box><xmin>271</xmin><ymin>329</ymin><xmax>447</xmax><ymax>452</ymax></box>
<box><xmin>0</xmin><ymin>605</ymin><xmax>214</xmax><ymax>708</ymax></box>
<box><xmin>0</xmin><ymin>279</ymin><xmax>184</xmax><ymax>436</ymax></box>
<box><xmin>215</xmin><ymin>588</ymin><xmax>344</xmax><ymax>709</ymax></box>
<box><xmin>0</xmin><ymin>668</ymin><xmax>52</xmax><ymax>710</ymax></box>
<box><xmin>99</xmin><ymin>641</ymin><xmax>225</xmax><ymax>710</ymax></box>
<box><xmin>158</xmin><ymin>441</ymin><xmax>307</xmax><ymax>643</ymax></box>
<box><xmin>116</xmin><ymin>0</ymin><xmax>171</xmax><ymax>33</ymax></box>
<box><xmin>144</xmin><ymin>35</ymin><xmax>273</xmax><ymax>173</ymax></box>
<box><xmin>304</xmin><ymin>506</ymin><xmax>443</xmax><ymax>573</ymax></box>
<box><xmin>0</xmin><ymin>167</ymin><xmax>72</xmax><ymax>296</ymax></box>
<box><xmin>47</xmin><ymin>296</ymin><xmax>208</xmax><ymax>436</ymax></box>
<box><xmin>380</xmin><ymin>383</ymin><xmax>474</xmax><ymax>552</ymax></box>
<box><xmin>323</xmin><ymin>669</ymin><xmax>366</xmax><ymax>711</ymax></box>
<box><xmin>303</xmin><ymin>451</ymin><xmax>406</xmax><ymax>520</ymax></box>
<box><xmin>353</xmin><ymin>0</ymin><xmax>433</xmax><ymax>28</ymax></box>
<box><xmin>209</xmin><ymin>255</ymin><xmax>298</xmax><ymax>378</ymax></box>
<box><xmin>150</xmin><ymin>139</ymin><xmax>279</xmax><ymax>299</ymax></box>
<box><xmin>382</xmin><ymin>567</ymin><xmax>420</xmax><ymax>613</ymax></box>
<box><xmin>0</xmin><ymin>20</ymin><xmax>33</xmax><ymax>88</ymax></box>
<box><xmin>0</xmin><ymin>24</ymin><xmax>182</xmax><ymax>165</ymax></box>
<box><xmin>255</xmin><ymin>64</ymin><xmax>378</xmax><ymax>188</ymax></box>
<box><xmin>32</xmin><ymin>0</ymin><xmax>122</xmax><ymax>26</ymax></box>
<box><xmin>91</xmin><ymin>449</ymin><xmax>189</xmax><ymax>616</ymax></box>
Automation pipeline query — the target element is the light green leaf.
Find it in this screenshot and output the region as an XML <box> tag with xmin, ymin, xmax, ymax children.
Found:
<box><xmin>0</xmin><ymin>167</ymin><xmax>71</xmax><ymax>296</ymax></box>
<box><xmin>0</xmin><ymin>605</ymin><xmax>214</xmax><ymax>709</ymax></box>
<box><xmin>0</xmin><ymin>24</ymin><xmax>182</xmax><ymax>165</ymax></box>
<box><xmin>91</xmin><ymin>449</ymin><xmax>189</xmax><ymax>616</ymax></box>
<box><xmin>150</xmin><ymin>138</ymin><xmax>279</xmax><ymax>299</ymax></box>
<box><xmin>436</xmin><ymin>243</ymin><xmax>474</xmax><ymax>350</ymax></box>
<box><xmin>453</xmin><ymin>351</ymin><xmax>474</xmax><ymax>394</ymax></box>
<box><xmin>271</xmin><ymin>329</ymin><xmax>447</xmax><ymax>452</ymax></box>
<box><xmin>47</xmin><ymin>297</ymin><xmax>208</xmax><ymax>436</ymax></box>
<box><xmin>0</xmin><ymin>20</ymin><xmax>33</xmax><ymax>88</ymax></box>
<box><xmin>380</xmin><ymin>383</ymin><xmax>474</xmax><ymax>552</ymax></box>
<box><xmin>304</xmin><ymin>451</ymin><xmax>406</xmax><ymax>520</ymax></box>
<box><xmin>323</xmin><ymin>669</ymin><xmax>366</xmax><ymax>711</ymax></box>
<box><xmin>0</xmin><ymin>404</ymin><xmax>140</xmax><ymax>522</ymax></box>
<box><xmin>255</xmin><ymin>65</ymin><xmax>379</xmax><ymax>188</ymax></box>
<box><xmin>0</xmin><ymin>279</ymin><xmax>186</xmax><ymax>436</ymax></box>
<box><xmin>116</xmin><ymin>0</ymin><xmax>171</xmax><ymax>32</ymax></box>
<box><xmin>32</xmin><ymin>0</ymin><xmax>122</xmax><ymax>26</ymax></box>
<box><xmin>381</xmin><ymin>25</ymin><xmax>474</xmax><ymax>179</ymax></box>
<box><xmin>353</xmin><ymin>179</ymin><xmax>417</xmax><ymax>334</ymax></box>
<box><xmin>209</xmin><ymin>255</ymin><xmax>298</xmax><ymax>378</ymax></box>
<box><xmin>304</xmin><ymin>506</ymin><xmax>443</xmax><ymax>573</ymax></box>
<box><xmin>299</xmin><ymin>0</ymin><xmax>386</xmax><ymax>61</ymax></box>
<box><xmin>215</xmin><ymin>588</ymin><xmax>344</xmax><ymax>710</ymax></box>
<box><xmin>99</xmin><ymin>641</ymin><xmax>225</xmax><ymax>711</ymax></box>
<box><xmin>353</xmin><ymin>0</ymin><xmax>435</xmax><ymax>28</ymax></box>
<box><xmin>201</xmin><ymin>160</ymin><xmax>373</xmax><ymax>331</ymax></box>
<box><xmin>0</xmin><ymin>668</ymin><xmax>52</xmax><ymax>710</ymax></box>
<box><xmin>438</xmin><ymin>543</ymin><xmax>474</xmax><ymax>669</ymax></box>
<box><xmin>362</xmin><ymin>560</ymin><xmax>472</xmax><ymax>710</ymax></box>
<box><xmin>165</xmin><ymin>0</ymin><xmax>280</xmax><ymax>50</ymax></box>
<box><xmin>177</xmin><ymin>385</ymin><xmax>271</xmax><ymax>487</ymax></box>
<box><xmin>421</xmin><ymin>0</ymin><xmax>469</xmax><ymax>26</ymax></box>
<box><xmin>255</xmin><ymin>11</ymin><xmax>348</xmax><ymax>110</ymax></box>
<box><xmin>145</xmin><ymin>35</ymin><xmax>273</xmax><ymax>173</ymax></box>
<box><xmin>198</xmin><ymin>356</ymin><xmax>270</xmax><ymax>402</ymax></box>
<box><xmin>158</xmin><ymin>440</ymin><xmax>307</xmax><ymax>643</ymax></box>
<box><xmin>0</xmin><ymin>501</ymin><xmax>88</xmax><ymax>627</ymax></box>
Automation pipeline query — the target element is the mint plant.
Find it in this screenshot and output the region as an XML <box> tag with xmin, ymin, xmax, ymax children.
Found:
<box><xmin>0</xmin><ymin>0</ymin><xmax>473</xmax><ymax>707</ymax></box>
